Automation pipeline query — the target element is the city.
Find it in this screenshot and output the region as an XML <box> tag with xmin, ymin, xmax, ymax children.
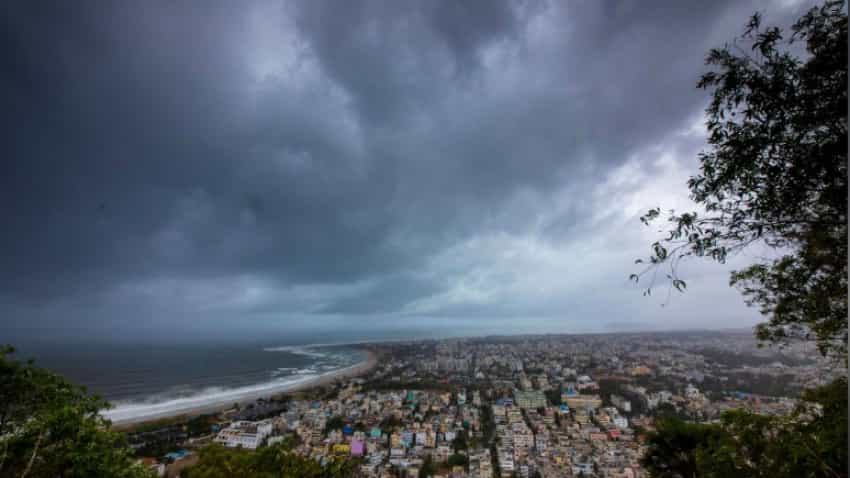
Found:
<box><xmin>126</xmin><ymin>331</ymin><xmax>840</xmax><ymax>477</ymax></box>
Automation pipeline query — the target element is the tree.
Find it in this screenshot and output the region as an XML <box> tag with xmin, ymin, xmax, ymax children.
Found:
<box><xmin>641</xmin><ymin>378</ymin><xmax>848</xmax><ymax>478</ymax></box>
<box><xmin>640</xmin><ymin>418</ymin><xmax>729</xmax><ymax>478</ymax></box>
<box><xmin>632</xmin><ymin>0</ymin><xmax>848</xmax><ymax>358</ymax></box>
<box><xmin>636</xmin><ymin>3</ymin><xmax>848</xmax><ymax>476</ymax></box>
<box><xmin>452</xmin><ymin>429</ymin><xmax>468</xmax><ymax>452</ymax></box>
<box><xmin>0</xmin><ymin>346</ymin><xmax>155</xmax><ymax>478</ymax></box>
<box><xmin>654</xmin><ymin>403</ymin><xmax>690</xmax><ymax>421</ymax></box>
<box><xmin>544</xmin><ymin>389</ymin><xmax>561</xmax><ymax>406</ymax></box>
<box><xmin>446</xmin><ymin>453</ymin><xmax>469</xmax><ymax>468</ymax></box>
<box><xmin>181</xmin><ymin>443</ymin><xmax>356</xmax><ymax>478</ymax></box>
<box><xmin>323</xmin><ymin>415</ymin><xmax>345</xmax><ymax>434</ymax></box>
<box><xmin>419</xmin><ymin>455</ymin><xmax>438</xmax><ymax>478</ymax></box>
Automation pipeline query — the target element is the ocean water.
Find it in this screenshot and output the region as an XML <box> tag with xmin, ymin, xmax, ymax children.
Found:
<box><xmin>13</xmin><ymin>341</ymin><xmax>366</xmax><ymax>423</ymax></box>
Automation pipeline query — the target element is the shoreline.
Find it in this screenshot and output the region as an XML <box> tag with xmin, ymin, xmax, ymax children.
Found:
<box><xmin>110</xmin><ymin>348</ymin><xmax>378</xmax><ymax>429</ymax></box>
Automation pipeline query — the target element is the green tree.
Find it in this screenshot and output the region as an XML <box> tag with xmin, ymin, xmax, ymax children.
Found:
<box><xmin>182</xmin><ymin>443</ymin><xmax>356</xmax><ymax>478</ymax></box>
<box><xmin>635</xmin><ymin>3</ymin><xmax>848</xmax><ymax>477</ymax></box>
<box><xmin>0</xmin><ymin>346</ymin><xmax>154</xmax><ymax>478</ymax></box>
<box><xmin>446</xmin><ymin>453</ymin><xmax>468</xmax><ymax>468</ymax></box>
<box><xmin>633</xmin><ymin>0</ymin><xmax>848</xmax><ymax>358</ymax></box>
<box><xmin>641</xmin><ymin>417</ymin><xmax>731</xmax><ymax>478</ymax></box>
<box><xmin>451</xmin><ymin>430</ymin><xmax>468</xmax><ymax>452</ymax></box>
<box><xmin>323</xmin><ymin>415</ymin><xmax>345</xmax><ymax>434</ymax></box>
<box><xmin>641</xmin><ymin>378</ymin><xmax>848</xmax><ymax>478</ymax></box>
<box><xmin>418</xmin><ymin>454</ymin><xmax>438</xmax><ymax>478</ymax></box>
<box><xmin>654</xmin><ymin>402</ymin><xmax>690</xmax><ymax>421</ymax></box>
<box><xmin>544</xmin><ymin>389</ymin><xmax>561</xmax><ymax>406</ymax></box>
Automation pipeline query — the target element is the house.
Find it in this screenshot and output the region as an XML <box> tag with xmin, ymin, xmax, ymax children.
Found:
<box><xmin>513</xmin><ymin>390</ymin><xmax>547</xmax><ymax>409</ymax></box>
<box><xmin>164</xmin><ymin>449</ymin><xmax>190</xmax><ymax>462</ymax></box>
<box><xmin>564</xmin><ymin>394</ymin><xmax>602</xmax><ymax>412</ymax></box>
<box><xmin>214</xmin><ymin>420</ymin><xmax>273</xmax><ymax>449</ymax></box>
<box><xmin>333</xmin><ymin>444</ymin><xmax>351</xmax><ymax>456</ymax></box>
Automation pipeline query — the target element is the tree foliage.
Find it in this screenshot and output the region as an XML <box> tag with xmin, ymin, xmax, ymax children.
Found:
<box><xmin>641</xmin><ymin>378</ymin><xmax>847</xmax><ymax>478</ymax></box>
<box><xmin>633</xmin><ymin>0</ymin><xmax>848</xmax><ymax>358</ymax></box>
<box><xmin>0</xmin><ymin>346</ymin><xmax>154</xmax><ymax>478</ymax></box>
<box><xmin>181</xmin><ymin>443</ymin><xmax>356</xmax><ymax>478</ymax></box>
<box><xmin>451</xmin><ymin>429</ymin><xmax>468</xmax><ymax>452</ymax></box>
<box><xmin>637</xmin><ymin>4</ymin><xmax>848</xmax><ymax>477</ymax></box>
<box><xmin>323</xmin><ymin>415</ymin><xmax>345</xmax><ymax>434</ymax></box>
<box><xmin>446</xmin><ymin>453</ymin><xmax>468</xmax><ymax>468</ymax></box>
<box><xmin>418</xmin><ymin>454</ymin><xmax>438</xmax><ymax>478</ymax></box>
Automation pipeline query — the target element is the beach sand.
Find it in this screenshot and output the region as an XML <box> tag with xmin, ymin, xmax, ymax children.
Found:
<box><xmin>112</xmin><ymin>348</ymin><xmax>379</xmax><ymax>429</ymax></box>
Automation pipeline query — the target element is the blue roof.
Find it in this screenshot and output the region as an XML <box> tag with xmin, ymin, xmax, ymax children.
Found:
<box><xmin>165</xmin><ymin>449</ymin><xmax>189</xmax><ymax>460</ymax></box>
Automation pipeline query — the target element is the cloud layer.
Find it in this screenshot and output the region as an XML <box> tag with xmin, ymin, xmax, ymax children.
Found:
<box><xmin>1</xmin><ymin>0</ymin><xmax>813</xmax><ymax>341</ymax></box>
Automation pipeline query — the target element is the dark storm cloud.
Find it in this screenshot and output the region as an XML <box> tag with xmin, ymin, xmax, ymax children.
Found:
<box><xmin>1</xmin><ymin>1</ymin><xmax>399</xmax><ymax>300</ymax></box>
<box><xmin>290</xmin><ymin>0</ymin><xmax>527</xmax><ymax>122</ymax></box>
<box><xmin>0</xmin><ymin>0</ymin><xmax>814</xmax><ymax>335</ymax></box>
<box><xmin>317</xmin><ymin>274</ymin><xmax>444</xmax><ymax>315</ymax></box>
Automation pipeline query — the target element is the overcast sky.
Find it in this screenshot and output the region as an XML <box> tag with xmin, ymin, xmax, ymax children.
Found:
<box><xmin>2</xmin><ymin>0</ymin><xmax>815</xmax><ymax>343</ymax></box>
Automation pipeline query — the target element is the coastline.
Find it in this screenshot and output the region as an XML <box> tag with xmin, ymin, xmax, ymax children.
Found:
<box><xmin>110</xmin><ymin>348</ymin><xmax>378</xmax><ymax>428</ymax></box>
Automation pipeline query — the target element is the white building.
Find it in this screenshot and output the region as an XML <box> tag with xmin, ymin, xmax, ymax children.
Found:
<box><xmin>613</xmin><ymin>416</ymin><xmax>629</xmax><ymax>429</ymax></box>
<box><xmin>685</xmin><ymin>383</ymin><xmax>702</xmax><ymax>400</ymax></box>
<box><xmin>513</xmin><ymin>389</ymin><xmax>547</xmax><ymax>409</ymax></box>
<box><xmin>512</xmin><ymin>422</ymin><xmax>534</xmax><ymax>450</ymax></box>
<box><xmin>214</xmin><ymin>420</ymin><xmax>273</xmax><ymax>449</ymax></box>
<box><xmin>611</xmin><ymin>394</ymin><xmax>632</xmax><ymax>413</ymax></box>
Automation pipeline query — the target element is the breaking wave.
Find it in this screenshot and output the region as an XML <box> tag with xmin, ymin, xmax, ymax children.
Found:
<box><xmin>262</xmin><ymin>345</ymin><xmax>328</xmax><ymax>358</ymax></box>
<box><xmin>103</xmin><ymin>346</ymin><xmax>365</xmax><ymax>425</ymax></box>
<box><xmin>103</xmin><ymin>373</ymin><xmax>322</xmax><ymax>424</ymax></box>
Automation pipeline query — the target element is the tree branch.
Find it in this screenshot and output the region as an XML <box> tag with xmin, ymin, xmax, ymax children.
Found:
<box><xmin>20</xmin><ymin>429</ymin><xmax>44</xmax><ymax>478</ymax></box>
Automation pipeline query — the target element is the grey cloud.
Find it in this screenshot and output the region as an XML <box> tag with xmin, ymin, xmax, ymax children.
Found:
<box><xmin>318</xmin><ymin>275</ymin><xmax>444</xmax><ymax>315</ymax></box>
<box><xmin>290</xmin><ymin>0</ymin><xmax>530</xmax><ymax>123</ymax></box>
<box><xmin>0</xmin><ymin>0</ymin><xmax>815</xmax><ymax>337</ymax></box>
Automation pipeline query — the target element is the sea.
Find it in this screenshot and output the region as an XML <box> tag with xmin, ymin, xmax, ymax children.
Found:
<box><xmin>12</xmin><ymin>340</ymin><xmax>368</xmax><ymax>424</ymax></box>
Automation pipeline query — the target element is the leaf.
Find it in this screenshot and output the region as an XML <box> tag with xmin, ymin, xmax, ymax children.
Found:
<box><xmin>629</xmin><ymin>1</ymin><xmax>848</xmax><ymax>358</ymax></box>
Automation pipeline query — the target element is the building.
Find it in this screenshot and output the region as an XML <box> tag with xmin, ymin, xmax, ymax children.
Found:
<box><xmin>214</xmin><ymin>420</ymin><xmax>273</xmax><ymax>449</ymax></box>
<box><xmin>611</xmin><ymin>394</ymin><xmax>632</xmax><ymax>413</ymax></box>
<box><xmin>613</xmin><ymin>416</ymin><xmax>629</xmax><ymax>429</ymax></box>
<box><xmin>513</xmin><ymin>390</ymin><xmax>547</xmax><ymax>409</ymax></box>
<box><xmin>469</xmin><ymin>449</ymin><xmax>493</xmax><ymax>478</ymax></box>
<box><xmin>563</xmin><ymin>394</ymin><xmax>602</xmax><ymax>412</ymax></box>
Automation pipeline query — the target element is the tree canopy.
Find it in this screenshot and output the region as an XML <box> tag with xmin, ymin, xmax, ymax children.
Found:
<box><xmin>636</xmin><ymin>2</ymin><xmax>848</xmax><ymax>477</ymax></box>
<box><xmin>0</xmin><ymin>346</ymin><xmax>154</xmax><ymax>478</ymax></box>
<box><xmin>633</xmin><ymin>0</ymin><xmax>847</xmax><ymax>358</ymax></box>
<box><xmin>641</xmin><ymin>378</ymin><xmax>847</xmax><ymax>478</ymax></box>
<box><xmin>180</xmin><ymin>443</ymin><xmax>356</xmax><ymax>478</ymax></box>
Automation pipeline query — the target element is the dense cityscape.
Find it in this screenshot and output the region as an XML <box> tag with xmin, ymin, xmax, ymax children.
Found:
<box><xmin>127</xmin><ymin>331</ymin><xmax>840</xmax><ymax>477</ymax></box>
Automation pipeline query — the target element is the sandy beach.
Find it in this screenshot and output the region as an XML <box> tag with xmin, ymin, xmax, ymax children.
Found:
<box><xmin>110</xmin><ymin>348</ymin><xmax>378</xmax><ymax>428</ymax></box>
